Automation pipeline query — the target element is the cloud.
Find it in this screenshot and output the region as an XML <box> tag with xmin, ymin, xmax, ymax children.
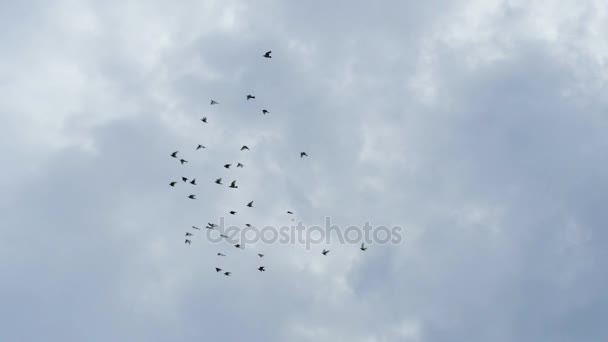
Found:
<box><xmin>1</xmin><ymin>0</ymin><xmax>607</xmax><ymax>341</ymax></box>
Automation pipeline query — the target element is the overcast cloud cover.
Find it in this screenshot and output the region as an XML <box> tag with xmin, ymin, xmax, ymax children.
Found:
<box><xmin>1</xmin><ymin>0</ymin><xmax>608</xmax><ymax>341</ymax></box>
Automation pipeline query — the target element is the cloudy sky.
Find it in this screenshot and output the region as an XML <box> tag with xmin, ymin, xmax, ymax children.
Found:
<box><xmin>2</xmin><ymin>0</ymin><xmax>608</xmax><ymax>341</ymax></box>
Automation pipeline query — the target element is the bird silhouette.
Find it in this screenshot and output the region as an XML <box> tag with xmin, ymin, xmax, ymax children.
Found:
<box><xmin>205</xmin><ymin>225</ymin><xmax>215</xmax><ymax>230</ymax></box>
<box><xmin>171</xmin><ymin>151</ymin><xmax>179</xmax><ymax>158</ymax></box>
<box><xmin>201</xmin><ymin>117</ymin><xmax>208</xmax><ymax>123</ymax></box>
<box><xmin>360</xmin><ymin>243</ymin><xmax>367</xmax><ymax>251</ymax></box>
<box><xmin>263</xmin><ymin>51</ymin><xmax>272</xmax><ymax>58</ymax></box>
<box><xmin>196</xmin><ymin>144</ymin><xmax>206</xmax><ymax>150</ymax></box>
<box><xmin>220</xmin><ymin>234</ymin><xmax>229</xmax><ymax>239</ymax></box>
<box><xmin>224</xmin><ymin>272</ymin><xmax>231</xmax><ymax>276</ymax></box>
<box><xmin>236</xmin><ymin>163</ymin><xmax>244</xmax><ymax>168</ymax></box>
<box><xmin>185</xmin><ymin>232</ymin><xmax>193</xmax><ymax>237</ymax></box>
<box><xmin>287</xmin><ymin>211</ymin><xmax>294</xmax><ymax>214</ymax></box>
<box><xmin>182</xmin><ymin>177</ymin><xmax>188</xmax><ymax>182</ymax></box>
<box><xmin>208</xmin><ymin>223</ymin><xmax>218</xmax><ymax>228</ymax></box>
<box><xmin>246</xmin><ymin>94</ymin><xmax>256</xmax><ymax>100</ymax></box>
<box><xmin>229</xmin><ymin>211</ymin><xmax>237</xmax><ymax>215</ymax></box>
<box><xmin>322</xmin><ymin>249</ymin><xmax>330</xmax><ymax>255</ymax></box>
<box><xmin>224</xmin><ymin>164</ymin><xmax>231</xmax><ymax>169</ymax></box>
<box><xmin>215</xmin><ymin>178</ymin><xmax>223</xmax><ymax>185</ymax></box>
<box><xmin>257</xmin><ymin>253</ymin><xmax>264</xmax><ymax>258</ymax></box>
<box><xmin>241</xmin><ymin>145</ymin><xmax>250</xmax><ymax>151</ymax></box>
<box><xmin>247</xmin><ymin>201</ymin><xmax>254</xmax><ymax>207</ymax></box>
<box><xmin>192</xmin><ymin>226</ymin><xmax>201</xmax><ymax>230</ymax></box>
<box><xmin>229</xmin><ymin>181</ymin><xmax>238</xmax><ymax>189</ymax></box>
<box><xmin>245</xmin><ymin>224</ymin><xmax>252</xmax><ymax>227</ymax></box>
<box><xmin>234</xmin><ymin>244</ymin><xmax>242</xmax><ymax>249</ymax></box>
<box><xmin>210</xmin><ymin>100</ymin><xmax>219</xmax><ymax>105</ymax></box>
<box><xmin>300</xmin><ymin>152</ymin><xmax>308</xmax><ymax>158</ymax></box>
<box><xmin>170</xmin><ymin>181</ymin><xmax>177</xmax><ymax>187</ymax></box>
<box><xmin>215</xmin><ymin>267</ymin><xmax>222</xmax><ymax>272</ymax></box>
<box><xmin>180</xmin><ymin>159</ymin><xmax>188</xmax><ymax>165</ymax></box>
<box><xmin>217</xmin><ymin>253</ymin><xmax>226</xmax><ymax>256</ymax></box>
<box><xmin>188</xmin><ymin>194</ymin><xmax>196</xmax><ymax>199</ymax></box>
<box><xmin>262</xmin><ymin>109</ymin><xmax>269</xmax><ymax>115</ymax></box>
<box><xmin>258</xmin><ymin>266</ymin><xmax>266</xmax><ymax>272</ymax></box>
<box><xmin>185</xmin><ymin>239</ymin><xmax>192</xmax><ymax>244</ymax></box>
<box><xmin>190</xmin><ymin>179</ymin><xmax>197</xmax><ymax>185</ymax></box>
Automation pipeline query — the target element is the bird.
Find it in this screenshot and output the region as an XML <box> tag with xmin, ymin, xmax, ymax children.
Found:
<box><xmin>188</xmin><ymin>195</ymin><xmax>196</xmax><ymax>199</ymax></box>
<box><xmin>224</xmin><ymin>164</ymin><xmax>231</xmax><ymax>169</ymax></box>
<box><xmin>185</xmin><ymin>232</ymin><xmax>193</xmax><ymax>237</ymax></box>
<box><xmin>322</xmin><ymin>249</ymin><xmax>330</xmax><ymax>255</ymax></box>
<box><xmin>205</xmin><ymin>225</ymin><xmax>215</xmax><ymax>230</ymax></box>
<box><xmin>287</xmin><ymin>211</ymin><xmax>293</xmax><ymax>214</ymax></box>
<box><xmin>258</xmin><ymin>266</ymin><xmax>266</xmax><ymax>272</ymax></box>
<box><xmin>215</xmin><ymin>178</ymin><xmax>222</xmax><ymax>185</ymax></box>
<box><xmin>246</xmin><ymin>94</ymin><xmax>256</xmax><ymax>100</ymax></box>
<box><xmin>241</xmin><ymin>145</ymin><xmax>250</xmax><ymax>151</ymax></box>
<box><xmin>196</xmin><ymin>144</ymin><xmax>206</xmax><ymax>150</ymax></box>
<box><xmin>224</xmin><ymin>272</ymin><xmax>231</xmax><ymax>276</ymax></box>
<box><xmin>229</xmin><ymin>181</ymin><xmax>238</xmax><ymax>189</ymax></box>
<box><xmin>180</xmin><ymin>159</ymin><xmax>188</xmax><ymax>165</ymax></box>
<box><xmin>360</xmin><ymin>243</ymin><xmax>367</xmax><ymax>251</ymax></box>
<box><xmin>217</xmin><ymin>253</ymin><xmax>226</xmax><ymax>256</ymax></box>
<box><xmin>190</xmin><ymin>178</ymin><xmax>197</xmax><ymax>185</ymax></box>
<box><xmin>201</xmin><ymin>117</ymin><xmax>208</xmax><ymax>123</ymax></box>
<box><xmin>210</xmin><ymin>100</ymin><xmax>219</xmax><ymax>105</ymax></box>
<box><xmin>300</xmin><ymin>152</ymin><xmax>308</xmax><ymax>158</ymax></box>
<box><xmin>192</xmin><ymin>226</ymin><xmax>201</xmax><ymax>230</ymax></box>
<box><xmin>208</xmin><ymin>223</ymin><xmax>218</xmax><ymax>228</ymax></box>
<box><xmin>247</xmin><ymin>201</ymin><xmax>254</xmax><ymax>207</ymax></box>
<box><xmin>245</xmin><ymin>224</ymin><xmax>252</xmax><ymax>227</ymax></box>
<box><xmin>257</xmin><ymin>253</ymin><xmax>264</xmax><ymax>258</ymax></box>
<box><xmin>171</xmin><ymin>151</ymin><xmax>179</xmax><ymax>158</ymax></box>
<box><xmin>182</xmin><ymin>177</ymin><xmax>188</xmax><ymax>182</ymax></box>
<box><xmin>215</xmin><ymin>267</ymin><xmax>222</xmax><ymax>272</ymax></box>
<box><xmin>234</xmin><ymin>244</ymin><xmax>242</xmax><ymax>249</ymax></box>
<box><xmin>169</xmin><ymin>181</ymin><xmax>177</xmax><ymax>187</ymax></box>
<box><xmin>262</xmin><ymin>109</ymin><xmax>269</xmax><ymax>115</ymax></box>
<box><xmin>236</xmin><ymin>163</ymin><xmax>244</xmax><ymax>168</ymax></box>
<box><xmin>220</xmin><ymin>234</ymin><xmax>229</xmax><ymax>239</ymax></box>
<box><xmin>229</xmin><ymin>211</ymin><xmax>237</xmax><ymax>215</ymax></box>
<box><xmin>185</xmin><ymin>239</ymin><xmax>192</xmax><ymax>244</ymax></box>
<box><xmin>263</xmin><ymin>51</ymin><xmax>272</xmax><ymax>58</ymax></box>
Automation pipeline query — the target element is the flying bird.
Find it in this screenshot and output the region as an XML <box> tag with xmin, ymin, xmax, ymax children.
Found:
<box><xmin>185</xmin><ymin>232</ymin><xmax>193</xmax><ymax>237</ymax></box>
<box><xmin>215</xmin><ymin>267</ymin><xmax>222</xmax><ymax>272</ymax></box>
<box><xmin>360</xmin><ymin>243</ymin><xmax>367</xmax><ymax>251</ymax></box>
<box><xmin>210</xmin><ymin>100</ymin><xmax>219</xmax><ymax>105</ymax></box>
<box><xmin>169</xmin><ymin>181</ymin><xmax>177</xmax><ymax>187</ymax></box>
<box><xmin>192</xmin><ymin>226</ymin><xmax>201</xmax><ymax>230</ymax></box>
<box><xmin>190</xmin><ymin>178</ymin><xmax>197</xmax><ymax>185</ymax></box>
<box><xmin>215</xmin><ymin>178</ymin><xmax>222</xmax><ymax>185</ymax></box>
<box><xmin>287</xmin><ymin>211</ymin><xmax>293</xmax><ymax>215</ymax></box>
<box><xmin>220</xmin><ymin>234</ymin><xmax>229</xmax><ymax>239</ymax></box>
<box><xmin>185</xmin><ymin>239</ymin><xmax>192</xmax><ymax>244</ymax></box>
<box><xmin>263</xmin><ymin>51</ymin><xmax>272</xmax><ymax>58</ymax></box>
<box><xmin>196</xmin><ymin>144</ymin><xmax>206</xmax><ymax>150</ymax></box>
<box><xmin>229</xmin><ymin>211</ymin><xmax>237</xmax><ymax>215</ymax></box>
<box><xmin>245</xmin><ymin>224</ymin><xmax>252</xmax><ymax>227</ymax></box>
<box><xmin>224</xmin><ymin>164</ymin><xmax>231</xmax><ymax>169</ymax></box>
<box><xmin>201</xmin><ymin>117</ymin><xmax>208</xmax><ymax>123</ymax></box>
<box><xmin>171</xmin><ymin>151</ymin><xmax>179</xmax><ymax>158</ymax></box>
<box><xmin>258</xmin><ymin>266</ymin><xmax>266</xmax><ymax>272</ymax></box>
<box><xmin>300</xmin><ymin>152</ymin><xmax>308</xmax><ymax>158</ymax></box>
<box><xmin>236</xmin><ymin>163</ymin><xmax>244</xmax><ymax>168</ymax></box>
<box><xmin>217</xmin><ymin>253</ymin><xmax>226</xmax><ymax>257</ymax></box>
<box><xmin>188</xmin><ymin>194</ymin><xmax>196</xmax><ymax>199</ymax></box>
<box><xmin>247</xmin><ymin>201</ymin><xmax>254</xmax><ymax>207</ymax></box>
<box><xmin>246</xmin><ymin>94</ymin><xmax>256</xmax><ymax>100</ymax></box>
<box><xmin>322</xmin><ymin>249</ymin><xmax>330</xmax><ymax>255</ymax></box>
<box><xmin>229</xmin><ymin>181</ymin><xmax>238</xmax><ymax>189</ymax></box>
<box><xmin>262</xmin><ymin>109</ymin><xmax>269</xmax><ymax>115</ymax></box>
<box><xmin>257</xmin><ymin>253</ymin><xmax>264</xmax><ymax>258</ymax></box>
<box><xmin>180</xmin><ymin>159</ymin><xmax>188</xmax><ymax>165</ymax></box>
<box><xmin>240</xmin><ymin>145</ymin><xmax>250</xmax><ymax>151</ymax></box>
<box><xmin>234</xmin><ymin>244</ymin><xmax>242</xmax><ymax>249</ymax></box>
<box><xmin>224</xmin><ymin>272</ymin><xmax>231</xmax><ymax>276</ymax></box>
<box><xmin>208</xmin><ymin>223</ymin><xmax>218</xmax><ymax>228</ymax></box>
<box><xmin>205</xmin><ymin>225</ymin><xmax>215</xmax><ymax>230</ymax></box>
<box><xmin>182</xmin><ymin>177</ymin><xmax>188</xmax><ymax>182</ymax></box>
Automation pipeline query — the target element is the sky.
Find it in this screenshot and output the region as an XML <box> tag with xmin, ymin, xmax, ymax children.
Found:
<box><xmin>1</xmin><ymin>0</ymin><xmax>608</xmax><ymax>341</ymax></box>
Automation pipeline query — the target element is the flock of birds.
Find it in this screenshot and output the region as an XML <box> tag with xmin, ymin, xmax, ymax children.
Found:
<box><xmin>168</xmin><ymin>51</ymin><xmax>367</xmax><ymax>277</ymax></box>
